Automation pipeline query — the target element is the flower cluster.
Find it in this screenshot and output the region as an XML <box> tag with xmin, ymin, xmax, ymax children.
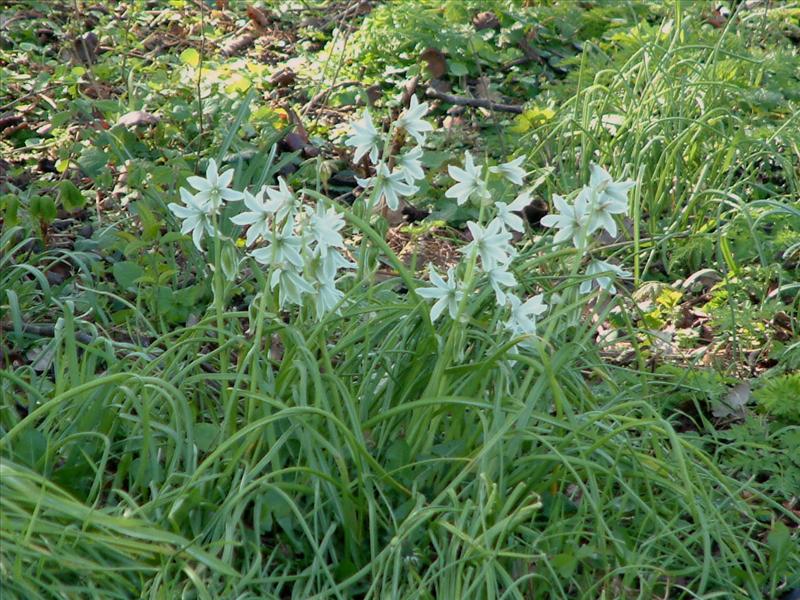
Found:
<box><xmin>167</xmin><ymin>159</ymin><xmax>244</xmax><ymax>251</ymax></box>
<box><xmin>418</xmin><ymin>153</ymin><xmax>551</xmax><ymax>344</ymax></box>
<box><xmin>346</xmin><ymin>95</ymin><xmax>431</xmax><ymax>210</ymax></box>
<box><xmin>415</xmin><ymin>156</ymin><xmax>636</xmax><ymax>346</ymax></box>
<box><xmin>168</xmin><ymin>95</ymin><xmax>637</xmax><ymax>340</ymax></box>
<box><xmin>168</xmin><ymin>159</ymin><xmax>353</xmax><ymax>318</ymax></box>
<box><xmin>540</xmin><ymin>164</ymin><xmax>634</xmax><ymax>294</ymax></box>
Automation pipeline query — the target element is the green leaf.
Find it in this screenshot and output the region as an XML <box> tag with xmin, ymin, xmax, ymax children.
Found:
<box><xmin>59</xmin><ymin>180</ymin><xmax>86</xmax><ymax>211</ymax></box>
<box><xmin>77</xmin><ymin>146</ymin><xmax>108</xmax><ymax>178</ymax></box>
<box><xmin>194</xmin><ymin>423</ymin><xmax>220</xmax><ymax>452</ymax></box>
<box><xmin>15</xmin><ymin>429</ymin><xmax>48</xmax><ymax>469</ymax></box>
<box><xmin>180</xmin><ymin>48</ymin><xmax>200</xmax><ymax>67</ymax></box>
<box><xmin>0</xmin><ymin>194</ymin><xmax>19</xmax><ymax>227</ymax></box>
<box><xmin>30</xmin><ymin>195</ymin><xmax>57</xmax><ymax>223</ymax></box>
<box><xmin>448</xmin><ymin>61</ymin><xmax>469</xmax><ymax>77</ymax></box>
<box><xmin>131</xmin><ymin>201</ymin><xmax>159</xmax><ymax>241</ymax></box>
<box><xmin>767</xmin><ymin>521</ymin><xmax>791</xmax><ymax>574</ymax></box>
<box><xmin>112</xmin><ymin>261</ymin><xmax>145</xmax><ymax>289</ymax></box>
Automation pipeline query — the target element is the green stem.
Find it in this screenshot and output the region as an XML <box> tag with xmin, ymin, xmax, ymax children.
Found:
<box><xmin>212</xmin><ymin>216</ymin><xmax>232</xmax><ymax>436</ymax></box>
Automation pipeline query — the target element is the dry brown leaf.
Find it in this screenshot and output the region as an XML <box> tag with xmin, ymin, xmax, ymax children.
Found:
<box><xmin>117</xmin><ymin>110</ymin><xmax>159</xmax><ymax>128</ymax></box>
<box><xmin>221</xmin><ymin>33</ymin><xmax>255</xmax><ymax>57</ymax></box>
<box><xmin>473</xmin><ymin>11</ymin><xmax>500</xmax><ymax>31</ymax></box>
<box><xmin>246</xmin><ymin>5</ymin><xmax>271</xmax><ymax>30</ymax></box>
<box><xmin>420</xmin><ymin>48</ymin><xmax>447</xmax><ymax>79</ymax></box>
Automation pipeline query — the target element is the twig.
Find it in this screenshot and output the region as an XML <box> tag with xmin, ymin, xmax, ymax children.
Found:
<box><xmin>21</xmin><ymin>322</ymin><xmax>95</xmax><ymax>345</ymax></box>
<box><xmin>425</xmin><ymin>86</ymin><xmax>524</xmax><ymax>114</ymax></box>
<box><xmin>303</xmin><ymin>80</ymin><xmax>361</xmax><ymax>112</ymax></box>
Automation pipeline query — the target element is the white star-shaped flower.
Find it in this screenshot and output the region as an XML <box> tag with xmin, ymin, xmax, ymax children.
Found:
<box><xmin>395</xmin><ymin>146</ymin><xmax>425</xmax><ymax>184</ymax></box>
<box><xmin>312</xmin><ymin>278</ymin><xmax>345</xmax><ymax>319</ymax></box>
<box><xmin>230</xmin><ymin>188</ymin><xmax>272</xmax><ymax>246</ymax></box>
<box><xmin>305</xmin><ymin>204</ymin><xmax>345</xmax><ymax>257</ymax></box>
<box><xmin>504</xmin><ymin>293</ymin><xmax>548</xmax><ymax>338</ymax></box>
<box><xmin>264</xmin><ymin>177</ymin><xmax>298</xmax><ymax>223</ymax></box>
<box><xmin>461</xmin><ymin>218</ymin><xmax>514</xmax><ymax>271</ymax></box>
<box><xmin>416</xmin><ymin>265</ymin><xmax>463</xmax><ymax>322</ymax></box>
<box><xmin>270</xmin><ymin>264</ymin><xmax>314</xmax><ymax>309</ymax></box>
<box><xmin>446</xmin><ymin>152</ymin><xmax>488</xmax><ymax>206</ymax></box>
<box><xmin>251</xmin><ymin>218</ymin><xmax>304</xmax><ymax>268</ymax></box>
<box><xmin>186</xmin><ymin>158</ymin><xmax>243</xmax><ymax>211</ymax></box>
<box><xmin>486</xmin><ymin>264</ymin><xmax>517</xmax><ymax>304</ymax></box>
<box><xmin>585</xmin><ymin>164</ymin><xmax>635</xmax><ymax>237</ymax></box>
<box><xmin>396</xmin><ymin>95</ymin><xmax>432</xmax><ymax>144</ymax></box>
<box><xmin>356</xmin><ymin>162</ymin><xmax>417</xmax><ymax>211</ymax></box>
<box><xmin>345</xmin><ymin>110</ymin><xmax>381</xmax><ymax>164</ymax></box>
<box><xmin>579</xmin><ymin>260</ymin><xmax>631</xmax><ymax>295</ymax></box>
<box><xmin>539</xmin><ymin>191</ymin><xmax>589</xmax><ymax>248</ymax></box>
<box><xmin>496</xmin><ymin>190</ymin><xmax>532</xmax><ymax>233</ymax></box>
<box><xmin>168</xmin><ymin>188</ymin><xmax>216</xmax><ymax>251</ymax></box>
<box><xmin>489</xmin><ymin>155</ymin><xmax>526</xmax><ymax>186</ymax></box>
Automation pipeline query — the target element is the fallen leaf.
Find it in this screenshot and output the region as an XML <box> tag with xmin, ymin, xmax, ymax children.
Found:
<box><xmin>117</xmin><ymin>111</ymin><xmax>159</xmax><ymax>128</ymax></box>
<box><xmin>221</xmin><ymin>33</ymin><xmax>256</xmax><ymax>57</ymax></box>
<box><xmin>269</xmin><ymin>68</ymin><xmax>296</xmax><ymax>87</ymax></box>
<box><xmin>247</xmin><ymin>5</ymin><xmax>271</xmax><ymax>30</ymax></box>
<box><xmin>72</xmin><ymin>32</ymin><xmax>98</xmax><ymax>65</ymax></box>
<box><xmin>473</xmin><ymin>11</ymin><xmax>500</xmax><ymax>31</ymax></box>
<box><xmin>681</xmin><ymin>268</ymin><xmax>722</xmax><ymax>292</ymax></box>
<box><xmin>712</xmin><ymin>382</ymin><xmax>750</xmax><ymax>418</ymax></box>
<box><xmin>420</xmin><ymin>48</ymin><xmax>447</xmax><ymax>79</ymax></box>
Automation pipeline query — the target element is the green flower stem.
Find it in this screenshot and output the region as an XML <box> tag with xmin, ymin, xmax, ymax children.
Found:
<box><xmin>212</xmin><ymin>215</ymin><xmax>233</xmax><ymax>436</ymax></box>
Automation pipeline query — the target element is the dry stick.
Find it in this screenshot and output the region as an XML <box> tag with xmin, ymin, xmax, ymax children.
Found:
<box><xmin>303</xmin><ymin>80</ymin><xmax>361</xmax><ymax>112</ymax></box>
<box><xmin>469</xmin><ymin>38</ymin><xmax>506</xmax><ymax>155</ymax></box>
<box><xmin>303</xmin><ymin>2</ymin><xmax>356</xmax><ymax>123</ymax></box>
<box><xmin>425</xmin><ymin>86</ymin><xmax>524</xmax><ymax>114</ymax></box>
<box><xmin>21</xmin><ymin>323</ymin><xmax>94</xmax><ymax>345</ymax></box>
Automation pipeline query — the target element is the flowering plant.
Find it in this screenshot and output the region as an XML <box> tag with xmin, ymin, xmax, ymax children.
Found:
<box><xmin>166</xmin><ymin>90</ymin><xmax>636</xmax><ymax>356</ymax></box>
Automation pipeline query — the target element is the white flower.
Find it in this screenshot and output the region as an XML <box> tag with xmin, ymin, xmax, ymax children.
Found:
<box><xmin>395</xmin><ymin>146</ymin><xmax>425</xmax><ymax>184</ymax></box>
<box><xmin>305</xmin><ymin>204</ymin><xmax>345</xmax><ymax>257</ymax></box>
<box><xmin>168</xmin><ymin>188</ymin><xmax>216</xmax><ymax>251</ymax></box>
<box><xmin>489</xmin><ymin>155</ymin><xmax>526</xmax><ymax>186</ymax></box>
<box><xmin>265</xmin><ymin>177</ymin><xmax>298</xmax><ymax>223</ymax></box>
<box><xmin>540</xmin><ymin>191</ymin><xmax>589</xmax><ymax>248</ymax></box>
<box><xmin>585</xmin><ymin>164</ymin><xmax>635</xmax><ymax>237</ymax></box>
<box><xmin>461</xmin><ymin>218</ymin><xmax>513</xmax><ymax>271</ymax></box>
<box><xmin>446</xmin><ymin>152</ymin><xmax>488</xmax><ymax>206</ymax></box>
<box><xmin>345</xmin><ymin>110</ymin><xmax>381</xmax><ymax>164</ymax></box>
<box><xmin>504</xmin><ymin>293</ymin><xmax>548</xmax><ymax>338</ymax></box>
<box><xmin>396</xmin><ymin>95</ymin><xmax>432</xmax><ymax>144</ymax></box>
<box><xmin>231</xmin><ymin>188</ymin><xmax>272</xmax><ymax>246</ymax></box>
<box><xmin>312</xmin><ymin>278</ymin><xmax>345</xmax><ymax>318</ymax></box>
<box><xmin>486</xmin><ymin>264</ymin><xmax>517</xmax><ymax>304</ymax></box>
<box><xmin>186</xmin><ymin>158</ymin><xmax>243</xmax><ymax>211</ymax></box>
<box><xmin>496</xmin><ymin>190</ymin><xmax>532</xmax><ymax>233</ymax></box>
<box><xmin>324</xmin><ymin>249</ymin><xmax>355</xmax><ymax>277</ymax></box>
<box><xmin>416</xmin><ymin>265</ymin><xmax>463</xmax><ymax>322</ymax></box>
<box><xmin>356</xmin><ymin>162</ymin><xmax>417</xmax><ymax>211</ymax></box>
<box><xmin>251</xmin><ymin>219</ymin><xmax>304</xmax><ymax>268</ymax></box>
<box><xmin>270</xmin><ymin>265</ymin><xmax>314</xmax><ymax>308</ymax></box>
<box><xmin>579</xmin><ymin>260</ymin><xmax>631</xmax><ymax>295</ymax></box>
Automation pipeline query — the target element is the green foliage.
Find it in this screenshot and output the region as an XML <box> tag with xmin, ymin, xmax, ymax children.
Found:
<box><xmin>1</xmin><ymin>1</ymin><xmax>799</xmax><ymax>598</ymax></box>
<box><xmin>754</xmin><ymin>373</ymin><xmax>800</xmax><ymax>423</ymax></box>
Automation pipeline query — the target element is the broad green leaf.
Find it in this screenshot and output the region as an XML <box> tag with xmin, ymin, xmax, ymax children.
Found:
<box><xmin>112</xmin><ymin>261</ymin><xmax>144</xmax><ymax>289</ymax></box>
<box><xmin>59</xmin><ymin>180</ymin><xmax>86</xmax><ymax>211</ymax></box>
<box><xmin>180</xmin><ymin>48</ymin><xmax>200</xmax><ymax>67</ymax></box>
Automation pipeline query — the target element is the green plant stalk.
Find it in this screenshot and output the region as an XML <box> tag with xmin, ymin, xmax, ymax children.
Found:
<box><xmin>211</xmin><ymin>216</ymin><xmax>232</xmax><ymax>437</ymax></box>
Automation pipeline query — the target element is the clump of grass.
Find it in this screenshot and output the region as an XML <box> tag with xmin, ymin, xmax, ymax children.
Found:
<box><xmin>523</xmin><ymin>6</ymin><xmax>799</xmax><ymax>280</ymax></box>
<box><xmin>3</xmin><ymin>219</ymin><xmax>796</xmax><ymax>597</ymax></box>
